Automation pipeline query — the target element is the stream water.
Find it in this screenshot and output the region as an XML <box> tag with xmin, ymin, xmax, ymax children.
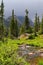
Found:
<box><xmin>18</xmin><ymin>44</ymin><xmax>43</xmax><ymax>65</ymax></box>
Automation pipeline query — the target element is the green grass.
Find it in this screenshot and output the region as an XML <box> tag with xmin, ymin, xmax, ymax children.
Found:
<box><xmin>0</xmin><ymin>38</ymin><xmax>30</xmax><ymax>65</ymax></box>
<box><xmin>0</xmin><ymin>35</ymin><xmax>43</xmax><ymax>65</ymax></box>
<box><xmin>38</xmin><ymin>59</ymin><xmax>43</xmax><ymax>65</ymax></box>
<box><xmin>4</xmin><ymin>35</ymin><xmax>43</xmax><ymax>47</ymax></box>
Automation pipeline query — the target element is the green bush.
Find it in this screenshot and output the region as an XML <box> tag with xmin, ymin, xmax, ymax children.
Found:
<box><xmin>0</xmin><ymin>41</ymin><xmax>30</xmax><ymax>65</ymax></box>
<box><xmin>29</xmin><ymin>34</ymin><xmax>35</xmax><ymax>39</ymax></box>
<box><xmin>26</xmin><ymin>27</ymin><xmax>33</xmax><ymax>34</ymax></box>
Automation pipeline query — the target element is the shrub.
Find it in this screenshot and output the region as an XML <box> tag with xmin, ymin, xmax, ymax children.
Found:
<box><xmin>28</xmin><ymin>34</ymin><xmax>35</xmax><ymax>39</ymax></box>
<box><xmin>25</xmin><ymin>27</ymin><xmax>33</xmax><ymax>34</ymax></box>
<box><xmin>29</xmin><ymin>43</ymin><xmax>34</xmax><ymax>46</ymax></box>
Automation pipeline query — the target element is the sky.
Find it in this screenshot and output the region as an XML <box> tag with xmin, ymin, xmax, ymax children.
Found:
<box><xmin>0</xmin><ymin>0</ymin><xmax>43</xmax><ymax>21</ymax></box>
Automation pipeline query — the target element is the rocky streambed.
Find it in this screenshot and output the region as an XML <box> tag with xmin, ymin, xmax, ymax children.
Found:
<box><xmin>17</xmin><ymin>44</ymin><xmax>43</xmax><ymax>65</ymax></box>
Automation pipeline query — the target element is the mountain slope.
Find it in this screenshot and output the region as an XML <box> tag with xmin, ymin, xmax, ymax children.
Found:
<box><xmin>4</xmin><ymin>16</ymin><xmax>34</xmax><ymax>27</ymax></box>
<box><xmin>17</xmin><ymin>16</ymin><xmax>34</xmax><ymax>26</ymax></box>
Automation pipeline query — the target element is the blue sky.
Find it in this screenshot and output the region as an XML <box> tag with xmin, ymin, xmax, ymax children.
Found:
<box><xmin>0</xmin><ymin>0</ymin><xmax>43</xmax><ymax>21</ymax></box>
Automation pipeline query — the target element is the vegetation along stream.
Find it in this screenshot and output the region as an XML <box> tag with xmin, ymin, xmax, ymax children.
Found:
<box><xmin>18</xmin><ymin>44</ymin><xmax>43</xmax><ymax>65</ymax></box>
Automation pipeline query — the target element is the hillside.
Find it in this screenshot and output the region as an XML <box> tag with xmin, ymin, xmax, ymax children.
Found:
<box><xmin>4</xmin><ymin>16</ymin><xmax>34</xmax><ymax>27</ymax></box>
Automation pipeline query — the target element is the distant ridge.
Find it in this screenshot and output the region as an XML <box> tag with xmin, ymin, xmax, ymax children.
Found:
<box><xmin>17</xmin><ymin>16</ymin><xmax>34</xmax><ymax>26</ymax></box>
<box><xmin>4</xmin><ymin>16</ymin><xmax>34</xmax><ymax>27</ymax></box>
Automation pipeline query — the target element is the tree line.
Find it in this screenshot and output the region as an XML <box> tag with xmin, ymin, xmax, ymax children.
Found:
<box><xmin>0</xmin><ymin>0</ymin><xmax>43</xmax><ymax>40</ymax></box>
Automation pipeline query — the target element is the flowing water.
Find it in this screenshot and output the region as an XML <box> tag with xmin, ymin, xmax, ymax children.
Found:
<box><xmin>18</xmin><ymin>44</ymin><xmax>43</xmax><ymax>65</ymax></box>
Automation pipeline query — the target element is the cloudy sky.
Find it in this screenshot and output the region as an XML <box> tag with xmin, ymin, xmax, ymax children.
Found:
<box><xmin>0</xmin><ymin>0</ymin><xmax>43</xmax><ymax>21</ymax></box>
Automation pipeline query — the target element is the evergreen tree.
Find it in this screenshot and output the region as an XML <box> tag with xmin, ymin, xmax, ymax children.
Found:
<box><xmin>15</xmin><ymin>19</ymin><xmax>19</xmax><ymax>37</ymax></box>
<box><xmin>20</xmin><ymin>24</ymin><xmax>25</xmax><ymax>35</ymax></box>
<box><xmin>34</xmin><ymin>13</ymin><xmax>38</xmax><ymax>36</ymax></box>
<box><xmin>10</xmin><ymin>10</ymin><xmax>15</xmax><ymax>38</ymax></box>
<box><xmin>10</xmin><ymin>10</ymin><xmax>19</xmax><ymax>38</ymax></box>
<box><xmin>40</xmin><ymin>16</ymin><xmax>43</xmax><ymax>34</ymax></box>
<box><xmin>24</xmin><ymin>9</ymin><xmax>30</xmax><ymax>33</ymax></box>
<box><xmin>0</xmin><ymin>0</ymin><xmax>4</xmax><ymax>40</ymax></box>
<box><xmin>37</xmin><ymin>16</ymin><xmax>40</xmax><ymax>31</ymax></box>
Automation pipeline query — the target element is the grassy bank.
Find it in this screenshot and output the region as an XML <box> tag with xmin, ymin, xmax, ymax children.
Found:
<box><xmin>0</xmin><ymin>35</ymin><xmax>43</xmax><ymax>65</ymax></box>
<box><xmin>2</xmin><ymin>35</ymin><xmax>43</xmax><ymax>47</ymax></box>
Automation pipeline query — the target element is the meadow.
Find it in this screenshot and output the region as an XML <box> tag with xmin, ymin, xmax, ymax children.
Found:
<box><xmin>3</xmin><ymin>35</ymin><xmax>43</xmax><ymax>47</ymax></box>
<box><xmin>0</xmin><ymin>35</ymin><xmax>43</xmax><ymax>65</ymax></box>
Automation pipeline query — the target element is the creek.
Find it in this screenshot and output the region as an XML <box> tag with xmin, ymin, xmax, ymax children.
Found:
<box><xmin>18</xmin><ymin>44</ymin><xmax>43</xmax><ymax>65</ymax></box>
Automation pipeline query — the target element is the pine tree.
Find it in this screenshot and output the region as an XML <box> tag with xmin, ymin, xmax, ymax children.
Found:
<box><xmin>15</xmin><ymin>19</ymin><xmax>19</xmax><ymax>37</ymax></box>
<box><xmin>37</xmin><ymin>16</ymin><xmax>40</xmax><ymax>31</ymax></box>
<box><xmin>24</xmin><ymin>9</ymin><xmax>30</xmax><ymax>33</ymax></box>
<box><xmin>34</xmin><ymin>13</ymin><xmax>38</xmax><ymax>36</ymax></box>
<box><xmin>0</xmin><ymin>0</ymin><xmax>4</xmax><ymax>40</ymax></box>
<box><xmin>10</xmin><ymin>10</ymin><xmax>19</xmax><ymax>38</ymax></box>
<box><xmin>40</xmin><ymin>16</ymin><xmax>43</xmax><ymax>34</ymax></box>
<box><xmin>10</xmin><ymin>10</ymin><xmax>15</xmax><ymax>38</ymax></box>
<box><xmin>20</xmin><ymin>24</ymin><xmax>25</xmax><ymax>35</ymax></box>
